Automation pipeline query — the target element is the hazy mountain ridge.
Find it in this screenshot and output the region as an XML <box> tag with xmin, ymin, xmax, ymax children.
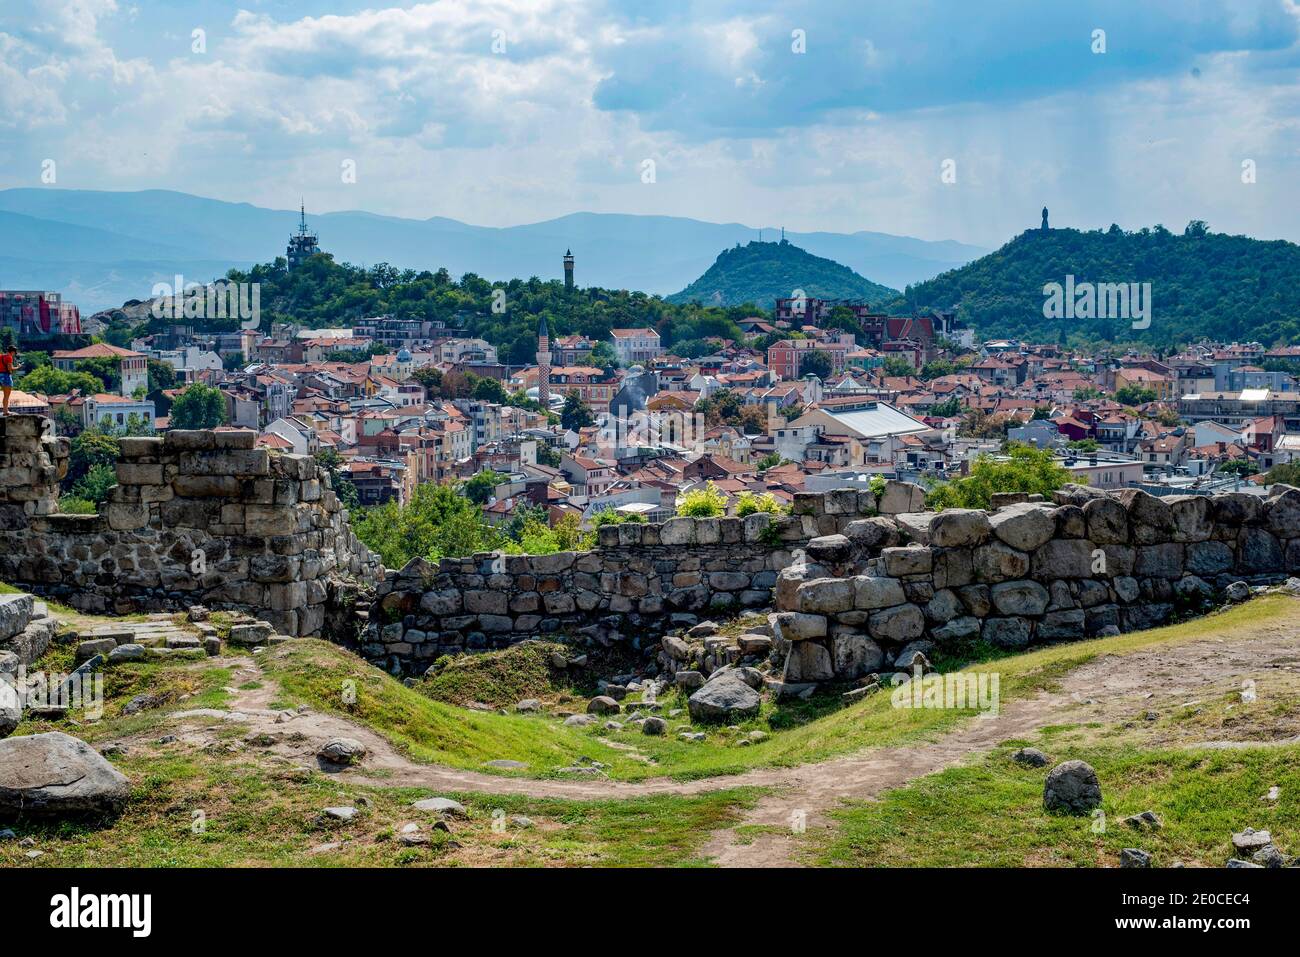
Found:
<box><xmin>0</xmin><ymin>188</ymin><xmax>984</xmax><ymax>311</ymax></box>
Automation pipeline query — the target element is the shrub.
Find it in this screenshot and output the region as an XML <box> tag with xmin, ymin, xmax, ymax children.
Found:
<box><xmin>676</xmin><ymin>482</ymin><xmax>728</xmax><ymax>517</ymax></box>
<box><xmin>734</xmin><ymin>491</ymin><xmax>785</xmax><ymax>517</ymax></box>
<box><xmin>926</xmin><ymin>443</ymin><xmax>1075</xmax><ymax>511</ymax></box>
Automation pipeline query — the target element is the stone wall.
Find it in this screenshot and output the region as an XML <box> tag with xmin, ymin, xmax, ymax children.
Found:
<box><xmin>0</xmin><ymin>415</ymin><xmax>379</xmax><ymax>636</ymax></box>
<box><xmin>364</xmin><ymin>482</ymin><xmax>930</xmax><ymax>672</ymax></box>
<box><xmin>772</xmin><ymin>483</ymin><xmax>1300</xmax><ymax>685</ymax></box>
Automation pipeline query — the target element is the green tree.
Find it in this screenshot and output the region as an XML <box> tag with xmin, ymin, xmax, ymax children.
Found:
<box><xmin>18</xmin><ymin>364</ymin><xmax>106</xmax><ymax>396</ymax></box>
<box><xmin>927</xmin><ymin>444</ymin><xmax>1076</xmax><ymax>510</ymax></box>
<box><xmin>170</xmin><ymin>383</ymin><xmax>228</xmax><ymax>429</ymax></box>
<box><xmin>560</xmin><ymin>392</ymin><xmax>595</xmax><ymax>431</ymax></box>
<box><xmin>66</xmin><ymin>426</ymin><xmax>121</xmax><ymax>488</ymax></box>
<box><xmin>1114</xmin><ymin>385</ymin><xmax>1157</xmax><ymax>406</ymax></box>
<box><xmin>462</xmin><ymin>469</ymin><xmax>506</xmax><ymax>505</ymax></box>
<box><xmin>930</xmin><ymin>396</ymin><xmax>963</xmax><ymax>417</ymax></box>
<box><xmin>472</xmin><ymin>375</ymin><xmax>509</xmax><ymax>403</ymax></box>
<box><xmin>799</xmin><ymin>349</ymin><xmax>832</xmax><ymax>380</ymax></box>
<box><xmin>590</xmin><ymin>340</ymin><xmax>619</xmax><ymax>369</ymax></box>
<box><xmin>882</xmin><ymin>356</ymin><xmax>914</xmax><ymax>377</ymax></box>
<box><xmin>351</xmin><ymin>483</ymin><xmax>504</xmax><ymax>567</ymax></box>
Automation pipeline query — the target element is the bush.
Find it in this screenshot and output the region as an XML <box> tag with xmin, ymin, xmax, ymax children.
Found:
<box><xmin>676</xmin><ymin>482</ymin><xmax>728</xmax><ymax>517</ymax></box>
<box><xmin>734</xmin><ymin>491</ymin><xmax>785</xmax><ymax>517</ymax></box>
<box><xmin>591</xmin><ymin>508</ymin><xmax>646</xmax><ymax>527</ymax></box>
<box><xmin>926</xmin><ymin>443</ymin><xmax>1075</xmax><ymax>511</ymax></box>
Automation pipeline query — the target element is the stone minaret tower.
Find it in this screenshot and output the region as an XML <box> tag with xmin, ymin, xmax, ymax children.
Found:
<box><xmin>563</xmin><ymin>249</ymin><xmax>575</xmax><ymax>291</ymax></box>
<box><xmin>537</xmin><ymin>314</ymin><xmax>551</xmax><ymax>410</ymax></box>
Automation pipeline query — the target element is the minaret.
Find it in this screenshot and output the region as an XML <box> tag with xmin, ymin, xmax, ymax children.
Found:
<box><xmin>563</xmin><ymin>249</ymin><xmax>575</xmax><ymax>291</ymax></box>
<box><xmin>537</xmin><ymin>314</ymin><xmax>551</xmax><ymax>410</ymax></box>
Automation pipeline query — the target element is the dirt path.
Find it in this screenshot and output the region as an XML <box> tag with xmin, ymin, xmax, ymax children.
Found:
<box><xmin>139</xmin><ymin>603</ymin><xmax>1300</xmax><ymax>867</ymax></box>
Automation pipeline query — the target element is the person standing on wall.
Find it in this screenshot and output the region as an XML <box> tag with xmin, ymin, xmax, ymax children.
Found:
<box><xmin>0</xmin><ymin>345</ymin><xmax>18</xmax><ymax>415</ymax></box>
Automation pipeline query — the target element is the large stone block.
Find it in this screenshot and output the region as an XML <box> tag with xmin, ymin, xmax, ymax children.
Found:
<box><xmin>1134</xmin><ymin>543</ymin><xmax>1184</xmax><ymax>579</ymax></box>
<box><xmin>1115</xmin><ymin>488</ymin><xmax>1174</xmax><ymax>544</ymax></box>
<box><xmin>894</xmin><ymin>512</ymin><xmax>935</xmax><ymax>545</ymax></box>
<box><xmin>181</xmin><ymin>449</ymin><xmax>271</xmax><ymax>478</ymax></box>
<box><xmin>1266</xmin><ymin>488</ymin><xmax>1300</xmax><ymax>538</ymax></box>
<box><xmin>1030</xmin><ymin>538</ymin><xmax>1097</xmax><ymax>578</ymax></box>
<box><xmin>797</xmin><ymin>578</ymin><xmax>855</xmax><ymax>614</ymax></box>
<box><xmin>972</xmin><ymin>541</ymin><xmax>1030</xmax><ymax>583</ymax></box>
<box><xmin>990</xmin><ymin>580</ymin><xmax>1050</xmax><ymax>616</ymax></box>
<box><xmin>878</xmin><ymin>481</ymin><xmax>927</xmax><ymax>515</ymax></box>
<box><xmin>771</xmin><ymin>611</ymin><xmax>827</xmax><ymax>641</ymax></box>
<box><xmin>990</xmin><ymin>502</ymin><xmax>1057</xmax><ymax>552</ymax></box>
<box><xmin>868</xmin><ymin>603</ymin><xmax>924</xmax><ymax>642</ymax></box>
<box><xmin>983</xmin><ymin>616</ymin><xmax>1031</xmax><ymax>650</ymax></box>
<box><xmin>929</xmin><ymin>509</ymin><xmax>991</xmax><ymax>548</ymax></box>
<box><xmin>1083</xmin><ymin>497</ymin><xmax>1128</xmax><ymax>545</ymax></box>
<box><xmin>881</xmin><ymin>545</ymin><xmax>932</xmax><ymax>577</ymax></box>
<box><xmin>854</xmin><ymin>576</ymin><xmax>906</xmax><ymax>610</ymax></box>
<box><xmin>785</xmin><ymin>641</ymin><xmax>835</xmax><ymax>682</ymax></box>
<box><xmin>844</xmin><ymin>516</ymin><xmax>901</xmax><ymax>548</ymax></box>
<box><xmin>1238</xmin><ymin>527</ymin><xmax>1283</xmax><ymax>574</ymax></box>
<box><xmin>832</xmin><ymin>632</ymin><xmax>884</xmax><ymax>679</ymax></box>
<box><xmin>1166</xmin><ymin>495</ymin><xmax>1213</xmax><ymax>543</ymax></box>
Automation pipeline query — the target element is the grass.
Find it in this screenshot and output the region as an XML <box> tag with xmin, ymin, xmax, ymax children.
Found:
<box><xmin>571</xmin><ymin>593</ymin><xmax>1300</xmax><ymax>781</ymax></box>
<box><xmin>815</xmin><ymin>742</ymin><xmax>1300</xmax><ymax>867</ymax></box>
<box><xmin>259</xmin><ymin>639</ymin><xmax>643</xmax><ymax>776</ymax></box>
<box><xmin>0</xmin><ymin>744</ymin><xmax>761</xmax><ymax>868</ymax></box>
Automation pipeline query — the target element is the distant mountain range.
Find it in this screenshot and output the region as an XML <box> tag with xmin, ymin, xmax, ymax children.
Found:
<box><xmin>0</xmin><ymin>188</ymin><xmax>985</xmax><ymax>312</ymax></box>
<box><xmin>668</xmin><ymin>240</ymin><xmax>898</xmax><ymax>309</ymax></box>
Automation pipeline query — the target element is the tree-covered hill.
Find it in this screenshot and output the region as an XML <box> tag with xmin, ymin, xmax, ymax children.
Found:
<box><xmin>667</xmin><ymin>240</ymin><xmax>898</xmax><ymax>310</ymax></box>
<box><xmin>96</xmin><ymin>253</ymin><xmax>763</xmax><ymax>364</ymax></box>
<box><xmin>887</xmin><ymin>223</ymin><xmax>1300</xmax><ymax>347</ymax></box>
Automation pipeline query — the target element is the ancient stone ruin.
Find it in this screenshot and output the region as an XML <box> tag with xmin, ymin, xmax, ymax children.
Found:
<box><xmin>2</xmin><ymin>413</ymin><xmax>1297</xmax><ymax>684</ymax></box>
<box><xmin>0</xmin><ymin>415</ymin><xmax>378</xmax><ymax>637</ymax></box>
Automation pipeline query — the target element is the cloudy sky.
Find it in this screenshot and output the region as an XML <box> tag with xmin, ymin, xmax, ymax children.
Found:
<box><xmin>2</xmin><ymin>0</ymin><xmax>1299</xmax><ymax>247</ymax></box>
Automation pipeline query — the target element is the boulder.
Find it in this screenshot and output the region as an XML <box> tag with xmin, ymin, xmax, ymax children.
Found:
<box><xmin>412</xmin><ymin>797</ymin><xmax>467</xmax><ymax>817</ymax></box>
<box><xmin>1083</xmin><ymin>497</ymin><xmax>1129</xmax><ymax>546</ymax></box>
<box><xmin>1224</xmin><ymin>581</ymin><xmax>1251</xmax><ymax>603</ymax></box>
<box><xmin>929</xmin><ymin>509</ymin><xmax>991</xmax><ymax>548</ymax></box>
<box><xmin>1043</xmin><ymin>760</ymin><xmax>1102</xmax><ymax>815</ymax></box>
<box><xmin>990</xmin><ymin>502</ymin><xmax>1057</xmax><ymax>552</ymax></box>
<box><xmin>771</xmin><ymin>612</ymin><xmax>827</xmax><ymax>641</ymax></box>
<box><xmin>674</xmin><ymin>670</ymin><xmax>705</xmax><ymax>690</ymax></box>
<box><xmin>1012</xmin><ymin>747</ymin><xmax>1049</xmax><ymax>767</ymax></box>
<box><xmin>854</xmin><ymin>576</ymin><xmax>907</xmax><ymax>610</ymax></box>
<box><xmin>785</xmin><ymin>641</ymin><xmax>835</xmax><ymax>682</ymax></box>
<box><xmin>317</xmin><ymin>737</ymin><xmax>367</xmax><ymax>766</ymax></box>
<box><xmin>687</xmin><ymin>677</ymin><xmax>761</xmax><ymax>723</ymax></box>
<box><xmin>806</xmin><ymin>534</ymin><xmax>852</xmax><ymax>564</ymax></box>
<box><xmin>641</xmin><ymin>716</ymin><xmax>667</xmax><ymax>736</ymax></box>
<box><xmin>0</xmin><ymin>682</ymin><xmax>20</xmax><ymax>738</ymax></box>
<box><xmin>868</xmin><ymin>603</ymin><xmax>925</xmax><ymax>642</ymax></box>
<box><xmin>881</xmin><ymin>546</ymin><xmax>933</xmax><ymax>577</ymax></box>
<box><xmin>586</xmin><ymin>696</ymin><xmax>620</xmax><ymax>715</ymax></box>
<box><xmin>0</xmin><ymin>732</ymin><xmax>130</xmax><ymax>817</ymax></box>
<box><xmin>990</xmin><ymin>580</ymin><xmax>1050</xmax><ymax>616</ymax></box>
<box><xmin>832</xmin><ymin>633</ymin><xmax>885</xmax><ymax>680</ymax></box>
<box><xmin>796</xmin><ymin>578</ymin><xmax>855</xmax><ymax>614</ymax></box>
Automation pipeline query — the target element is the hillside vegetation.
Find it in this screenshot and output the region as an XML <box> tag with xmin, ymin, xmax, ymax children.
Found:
<box><xmin>668</xmin><ymin>240</ymin><xmax>898</xmax><ymax>309</ymax></box>
<box><xmin>889</xmin><ymin>222</ymin><xmax>1300</xmax><ymax>346</ymax></box>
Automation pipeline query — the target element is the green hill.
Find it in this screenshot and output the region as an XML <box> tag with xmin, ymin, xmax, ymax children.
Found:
<box><xmin>667</xmin><ymin>240</ymin><xmax>898</xmax><ymax>310</ymax></box>
<box><xmin>887</xmin><ymin>223</ymin><xmax>1300</xmax><ymax>347</ymax></box>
